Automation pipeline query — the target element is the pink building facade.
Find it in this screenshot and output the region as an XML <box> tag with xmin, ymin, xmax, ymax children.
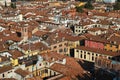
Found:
<box><xmin>85</xmin><ymin>40</ymin><xmax>104</xmax><ymax>50</ymax></box>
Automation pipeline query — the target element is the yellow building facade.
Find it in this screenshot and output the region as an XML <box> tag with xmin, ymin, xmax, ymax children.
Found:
<box><xmin>104</xmin><ymin>44</ymin><xmax>118</xmax><ymax>52</ymax></box>
<box><xmin>11</xmin><ymin>58</ymin><xmax>19</xmax><ymax>66</ymax></box>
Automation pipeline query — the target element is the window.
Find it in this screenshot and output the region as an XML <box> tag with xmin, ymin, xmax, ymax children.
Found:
<box><xmin>96</xmin><ymin>54</ymin><xmax>98</xmax><ymax>56</ymax></box>
<box><xmin>45</xmin><ymin>69</ymin><xmax>48</xmax><ymax>73</ymax></box>
<box><xmin>46</xmin><ymin>62</ymin><xmax>48</xmax><ymax>65</ymax></box>
<box><xmin>76</xmin><ymin>50</ymin><xmax>79</xmax><ymax>52</ymax></box>
<box><xmin>59</xmin><ymin>44</ymin><xmax>62</xmax><ymax>47</ymax></box>
<box><xmin>39</xmin><ymin>63</ymin><xmax>41</xmax><ymax>66</ymax></box>
<box><xmin>64</xmin><ymin>48</ymin><xmax>67</xmax><ymax>52</ymax></box>
<box><xmin>8</xmin><ymin>71</ymin><xmax>12</xmax><ymax>73</ymax></box>
<box><xmin>95</xmin><ymin>25</ymin><xmax>97</xmax><ymax>27</ymax></box>
<box><xmin>92</xmin><ymin>56</ymin><xmax>94</xmax><ymax>61</ymax></box>
<box><xmin>108</xmin><ymin>56</ymin><xmax>110</xmax><ymax>59</ymax></box>
<box><xmin>50</xmin><ymin>71</ymin><xmax>52</xmax><ymax>76</ymax></box>
<box><xmin>59</xmin><ymin>49</ymin><xmax>63</xmax><ymax>53</ymax></box>
<box><xmin>81</xmin><ymin>54</ymin><xmax>82</xmax><ymax>58</ymax></box>
<box><xmin>54</xmin><ymin>46</ymin><xmax>57</xmax><ymax>49</ymax></box>
<box><xmin>59</xmin><ymin>59</ymin><xmax>63</xmax><ymax>62</ymax></box>
<box><xmin>54</xmin><ymin>72</ymin><xmax>56</xmax><ymax>76</ymax></box>
<box><xmin>2</xmin><ymin>74</ymin><xmax>4</xmax><ymax>78</ymax></box>
<box><xmin>64</xmin><ymin>43</ymin><xmax>67</xmax><ymax>46</ymax></box>
<box><xmin>81</xmin><ymin>51</ymin><xmax>82</xmax><ymax>53</ymax></box>
<box><xmin>84</xmin><ymin>55</ymin><xmax>86</xmax><ymax>59</ymax></box>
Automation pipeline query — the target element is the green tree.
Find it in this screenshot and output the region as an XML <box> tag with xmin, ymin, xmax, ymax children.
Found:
<box><xmin>117</xmin><ymin>0</ymin><xmax>120</xmax><ymax>2</ymax></box>
<box><xmin>11</xmin><ymin>2</ymin><xmax>16</xmax><ymax>9</ymax></box>
<box><xmin>75</xmin><ymin>6</ymin><xmax>83</xmax><ymax>13</ymax></box>
<box><xmin>84</xmin><ymin>1</ymin><xmax>94</xmax><ymax>10</ymax></box>
<box><xmin>113</xmin><ymin>2</ymin><xmax>120</xmax><ymax>10</ymax></box>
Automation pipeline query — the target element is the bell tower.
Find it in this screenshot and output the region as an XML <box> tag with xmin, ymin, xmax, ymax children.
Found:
<box><xmin>21</xmin><ymin>26</ymin><xmax>28</xmax><ymax>41</ymax></box>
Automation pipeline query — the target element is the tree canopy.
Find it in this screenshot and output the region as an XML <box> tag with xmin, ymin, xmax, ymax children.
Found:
<box><xmin>11</xmin><ymin>2</ymin><xmax>16</xmax><ymax>9</ymax></box>
<box><xmin>117</xmin><ymin>0</ymin><xmax>120</xmax><ymax>2</ymax></box>
<box><xmin>75</xmin><ymin>6</ymin><xmax>83</xmax><ymax>13</ymax></box>
<box><xmin>84</xmin><ymin>1</ymin><xmax>94</xmax><ymax>10</ymax></box>
<box><xmin>113</xmin><ymin>2</ymin><xmax>120</xmax><ymax>10</ymax></box>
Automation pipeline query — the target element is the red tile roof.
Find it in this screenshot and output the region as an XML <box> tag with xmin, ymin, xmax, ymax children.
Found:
<box><xmin>8</xmin><ymin>50</ymin><xmax>23</xmax><ymax>59</ymax></box>
<box><xmin>59</xmin><ymin>76</ymin><xmax>71</xmax><ymax>80</ymax></box>
<box><xmin>40</xmin><ymin>52</ymin><xmax>66</xmax><ymax>63</ymax></box>
<box><xmin>0</xmin><ymin>43</ymin><xmax>8</xmax><ymax>52</ymax></box>
<box><xmin>41</xmin><ymin>52</ymin><xmax>89</xmax><ymax>79</ymax></box>
<box><xmin>87</xmin><ymin>27</ymin><xmax>107</xmax><ymax>32</ymax></box>
<box><xmin>33</xmin><ymin>30</ymin><xmax>50</xmax><ymax>37</ymax></box>
<box><xmin>0</xmin><ymin>56</ymin><xmax>9</xmax><ymax>62</ymax></box>
<box><xmin>50</xmin><ymin>60</ymin><xmax>88</xmax><ymax>80</ymax></box>
<box><xmin>15</xmin><ymin>68</ymin><xmax>31</xmax><ymax>77</ymax></box>
<box><xmin>26</xmin><ymin>76</ymin><xmax>43</xmax><ymax>80</ymax></box>
<box><xmin>46</xmin><ymin>28</ymin><xmax>85</xmax><ymax>45</ymax></box>
<box><xmin>19</xmin><ymin>42</ymin><xmax>49</xmax><ymax>51</ymax></box>
<box><xmin>0</xmin><ymin>65</ymin><xmax>13</xmax><ymax>74</ymax></box>
<box><xmin>0</xmin><ymin>78</ymin><xmax>16</xmax><ymax>80</ymax></box>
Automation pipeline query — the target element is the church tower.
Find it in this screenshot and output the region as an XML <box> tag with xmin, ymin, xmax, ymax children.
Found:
<box><xmin>21</xmin><ymin>26</ymin><xmax>28</xmax><ymax>41</ymax></box>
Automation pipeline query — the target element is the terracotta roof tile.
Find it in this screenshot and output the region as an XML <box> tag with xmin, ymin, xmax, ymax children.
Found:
<box><xmin>108</xmin><ymin>35</ymin><xmax>120</xmax><ymax>44</ymax></box>
<box><xmin>87</xmin><ymin>27</ymin><xmax>107</xmax><ymax>32</ymax></box>
<box><xmin>59</xmin><ymin>76</ymin><xmax>71</xmax><ymax>80</ymax></box>
<box><xmin>33</xmin><ymin>30</ymin><xmax>49</xmax><ymax>37</ymax></box>
<box><xmin>40</xmin><ymin>52</ymin><xmax>66</xmax><ymax>63</ymax></box>
<box><xmin>45</xmin><ymin>28</ymin><xmax>85</xmax><ymax>45</ymax></box>
<box><xmin>0</xmin><ymin>56</ymin><xmax>9</xmax><ymax>62</ymax></box>
<box><xmin>0</xmin><ymin>65</ymin><xmax>13</xmax><ymax>74</ymax></box>
<box><xmin>26</xmin><ymin>76</ymin><xmax>43</xmax><ymax>80</ymax></box>
<box><xmin>50</xmin><ymin>63</ymin><xmax>79</xmax><ymax>79</ymax></box>
<box><xmin>50</xmin><ymin>60</ymin><xmax>88</xmax><ymax>80</ymax></box>
<box><xmin>8</xmin><ymin>50</ymin><xmax>23</xmax><ymax>59</ymax></box>
<box><xmin>15</xmin><ymin>68</ymin><xmax>31</xmax><ymax>77</ymax></box>
<box><xmin>0</xmin><ymin>78</ymin><xmax>16</xmax><ymax>80</ymax></box>
<box><xmin>19</xmin><ymin>42</ymin><xmax>49</xmax><ymax>51</ymax></box>
<box><xmin>0</xmin><ymin>43</ymin><xmax>8</xmax><ymax>52</ymax></box>
<box><xmin>41</xmin><ymin>52</ymin><xmax>89</xmax><ymax>79</ymax></box>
